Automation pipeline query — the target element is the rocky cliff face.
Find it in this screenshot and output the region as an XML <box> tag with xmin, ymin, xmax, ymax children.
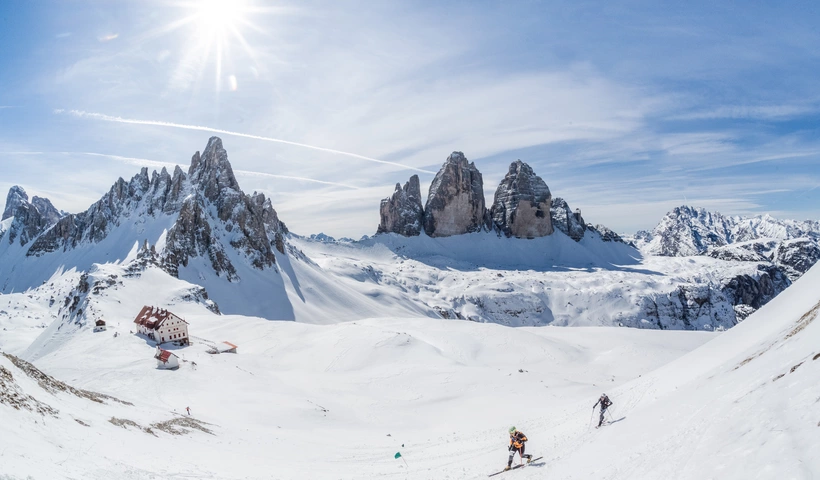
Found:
<box><xmin>377</xmin><ymin>175</ymin><xmax>424</xmax><ymax>236</ymax></box>
<box><xmin>772</xmin><ymin>238</ymin><xmax>820</xmax><ymax>281</ymax></box>
<box><xmin>3</xmin><ymin>186</ymin><xmax>65</xmax><ymax>247</ymax></box>
<box><xmin>550</xmin><ymin>197</ymin><xmax>586</xmax><ymax>241</ymax></box>
<box><xmin>490</xmin><ymin>161</ymin><xmax>553</xmax><ymax>238</ymax></box>
<box><xmin>3</xmin><ymin>186</ymin><xmax>29</xmax><ymax>221</ymax></box>
<box><xmin>164</xmin><ymin>137</ymin><xmax>277</xmax><ymax>275</ymax></box>
<box><xmin>423</xmin><ymin>152</ymin><xmax>490</xmax><ymax>237</ymax></box>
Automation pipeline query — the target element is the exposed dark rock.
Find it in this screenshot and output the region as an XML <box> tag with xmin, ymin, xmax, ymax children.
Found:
<box><xmin>3</xmin><ymin>186</ymin><xmax>65</xmax><ymax>246</ymax></box>
<box><xmin>423</xmin><ymin>152</ymin><xmax>489</xmax><ymax>237</ymax></box>
<box><xmin>490</xmin><ymin>161</ymin><xmax>553</xmax><ymax>238</ymax></box>
<box><xmin>772</xmin><ymin>238</ymin><xmax>820</xmax><ymax>281</ymax></box>
<box><xmin>550</xmin><ymin>197</ymin><xmax>586</xmax><ymax>241</ymax></box>
<box><xmin>706</xmin><ymin>240</ymin><xmax>778</xmax><ymax>263</ymax></box>
<box><xmin>2</xmin><ymin>186</ymin><xmax>28</xmax><ymax>220</ymax></box>
<box><xmin>721</xmin><ymin>265</ymin><xmax>791</xmax><ymax>310</ymax></box>
<box><xmin>587</xmin><ymin>224</ymin><xmax>625</xmax><ymax>243</ymax></box>
<box><xmin>377</xmin><ymin>175</ymin><xmax>424</xmax><ymax>236</ymax></box>
<box><xmin>162</xmin><ymin>194</ymin><xmax>239</xmax><ymax>281</ymax></box>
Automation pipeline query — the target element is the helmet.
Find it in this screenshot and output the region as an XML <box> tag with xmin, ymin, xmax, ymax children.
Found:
<box><xmin>509</xmin><ymin>426</ymin><xmax>516</xmax><ymax>433</ymax></box>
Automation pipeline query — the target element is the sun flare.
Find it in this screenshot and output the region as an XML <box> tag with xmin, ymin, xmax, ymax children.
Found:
<box><xmin>157</xmin><ymin>0</ymin><xmax>265</xmax><ymax>93</ymax></box>
<box><xmin>195</xmin><ymin>0</ymin><xmax>245</xmax><ymax>33</ymax></box>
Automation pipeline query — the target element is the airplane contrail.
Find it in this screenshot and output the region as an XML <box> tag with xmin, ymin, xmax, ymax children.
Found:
<box><xmin>58</xmin><ymin>109</ymin><xmax>437</xmax><ymax>174</ymax></box>
<box><xmin>1</xmin><ymin>150</ymin><xmax>362</xmax><ymax>189</ymax></box>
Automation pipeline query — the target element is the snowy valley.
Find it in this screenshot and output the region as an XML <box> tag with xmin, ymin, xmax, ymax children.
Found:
<box><xmin>1</xmin><ymin>137</ymin><xmax>818</xmax><ymax>479</ymax></box>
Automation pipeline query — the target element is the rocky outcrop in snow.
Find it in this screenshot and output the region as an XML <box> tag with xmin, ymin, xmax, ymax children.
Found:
<box><xmin>377</xmin><ymin>175</ymin><xmax>424</xmax><ymax>236</ymax></box>
<box><xmin>550</xmin><ymin>197</ymin><xmax>586</xmax><ymax>241</ymax></box>
<box><xmin>423</xmin><ymin>152</ymin><xmax>490</xmax><ymax>237</ymax></box>
<box><xmin>706</xmin><ymin>240</ymin><xmax>778</xmax><ymax>263</ymax></box>
<box><xmin>772</xmin><ymin>238</ymin><xmax>820</xmax><ymax>281</ymax></box>
<box><xmin>586</xmin><ymin>224</ymin><xmax>625</xmax><ymax>243</ymax></box>
<box><xmin>490</xmin><ymin>160</ymin><xmax>553</xmax><ymax>238</ymax></box>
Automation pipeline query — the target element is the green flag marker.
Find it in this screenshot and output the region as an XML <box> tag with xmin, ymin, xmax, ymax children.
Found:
<box><xmin>394</xmin><ymin>452</ymin><xmax>402</xmax><ymax>459</ymax></box>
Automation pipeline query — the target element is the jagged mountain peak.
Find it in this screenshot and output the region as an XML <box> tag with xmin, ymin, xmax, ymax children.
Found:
<box><xmin>188</xmin><ymin>136</ymin><xmax>240</xmax><ymax>203</ymax></box>
<box><xmin>3</xmin><ymin>185</ymin><xmax>29</xmax><ymax>220</ymax></box>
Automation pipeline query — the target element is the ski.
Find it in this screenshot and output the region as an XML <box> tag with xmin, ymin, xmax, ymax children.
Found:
<box><xmin>488</xmin><ymin>457</ymin><xmax>543</xmax><ymax>477</ymax></box>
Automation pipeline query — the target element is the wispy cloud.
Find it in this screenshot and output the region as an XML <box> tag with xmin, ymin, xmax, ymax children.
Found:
<box><xmin>56</xmin><ymin>109</ymin><xmax>437</xmax><ymax>174</ymax></box>
<box><xmin>55</xmin><ymin>32</ymin><xmax>71</xmax><ymax>39</ymax></box>
<box><xmin>668</xmin><ymin>103</ymin><xmax>820</xmax><ymax>121</ymax></box>
<box><xmin>98</xmin><ymin>33</ymin><xmax>119</xmax><ymax>42</ymax></box>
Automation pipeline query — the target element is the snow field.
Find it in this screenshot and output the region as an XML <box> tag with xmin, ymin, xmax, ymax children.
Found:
<box><xmin>1</xmin><ymin>261</ymin><xmax>714</xmax><ymax>479</ymax></box>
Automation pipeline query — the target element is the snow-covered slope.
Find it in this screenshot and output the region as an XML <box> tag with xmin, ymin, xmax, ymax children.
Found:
<box><xmin>292</xmin><ymin>232</ymin><xmax>788</xmax><ymax>330</ymax></box>
<box><xmin>2</xmin><ymin>257</ymin><xmax>818</xmax><ymax>478</ymax></box>
<box><xmin>0</xmin><ymin>256</ymin><xmax>716</xmax><ymax>479</ymax></box>
<box><xmin>520</xmin><ymin>261</ymin><xmax>820</xmax><ymax>479</ymax></box>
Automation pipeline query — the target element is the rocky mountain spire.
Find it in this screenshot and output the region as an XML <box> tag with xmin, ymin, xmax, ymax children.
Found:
<box><xmin>551</xmin><ymin>197</ymin><xmax>586</xmax><ymax>241</ymax></box>
<box><xmin>490</xmin><ymin>160</ymin><xmax>553</xmax><ymax>238</ymax></box>
<box><xmin>423</xmin><ymin>152</ymin><xmax>490</xmax><ymax>237</ymax></box>
<box><xmin>188</xmin><ymin>136</ymin><xmax>241</xmax><ymax>209</ymax></box>
<box><xmin>377</xmin><ymin>175</ymin><xmax>424</xmax><ymax>236</ymax></box>
<box><xmin>3</xmin><ymin>186</ymin><xmax>28</xmax><ymax>220</ymax></box>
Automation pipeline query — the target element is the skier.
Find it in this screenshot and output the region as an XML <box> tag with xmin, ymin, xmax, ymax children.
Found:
<box><xmin>593</xmin><ymin>393</ymin><xmax>612</xmax><ymax>427</ymax></box>
<box><xmin>504</xmin><ymin>426</ymin><xmax>532</xmax><ymax>471</ymax></box>
<box><xmin>186</xmin><ymin>406</ymin><xmax>191</xmax><ymax>415</ymax></box>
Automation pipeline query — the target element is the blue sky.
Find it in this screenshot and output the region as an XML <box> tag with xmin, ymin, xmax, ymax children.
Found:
<box><xmin>1</xmin><ymin>0</ymin><xmax>818</xmax><ymax>237</ymax></box>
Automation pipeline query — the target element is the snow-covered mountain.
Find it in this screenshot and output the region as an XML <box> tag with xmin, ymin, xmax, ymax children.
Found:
<box><xmin>634</xmin><ymin>205</ymin><xmax>819</xmax><ymax>256</ymax></box>
<box><xmin>0</xmin><ymin>141</ymin><xmax>809</xmax><ymax>330</ymax></box>
<box><xmin>631</xmin><ymin>205</ymin><xmax>820</xmax><ymax>284</ymax></box>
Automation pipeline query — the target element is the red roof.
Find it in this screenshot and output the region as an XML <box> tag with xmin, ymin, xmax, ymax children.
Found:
<box><xmin>155</xmin><ymin>348</ymin><xmax>177</xmax><ymax>363</ymax></box>
<box><xmin>133</xmin><ymin>306</ymin><xmax>188</xmax><ymax>330</ymax></box>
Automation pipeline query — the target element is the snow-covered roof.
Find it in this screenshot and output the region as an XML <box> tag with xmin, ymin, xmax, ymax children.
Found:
<box><xmin>133</xmin><ymin>306</ymin><xmax>188</xmax><ymax>330</ymax></box>
<box><xmin>154</xmin><ymin>348</ymin><xmax>177</xmax><ymax>363</ymax></box>
<box><xmin>217</xmin><ymin>341</ymin><xmax>238</xmax><ymax>352</ymax></box>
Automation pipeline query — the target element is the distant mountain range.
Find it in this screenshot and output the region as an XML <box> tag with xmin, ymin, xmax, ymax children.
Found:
<box><xmin>1</xmin><ymin>138</ymin><xmax>818</xmax><ymax>331</ymax></box>
<box><xmin>629</xmin><ymin>205</ymin><xmax>820</xmax><ymax>282</ymax></box>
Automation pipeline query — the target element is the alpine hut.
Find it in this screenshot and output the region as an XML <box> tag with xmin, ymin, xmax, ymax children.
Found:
<box><xmin>133</xmin><ymin>306</ymin><xmax>190</xmax><ymax>345</ymax></box>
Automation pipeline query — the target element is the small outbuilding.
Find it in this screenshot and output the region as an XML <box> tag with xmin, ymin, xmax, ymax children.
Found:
<box><xmin>217</xmin><ymin>341</ymin><xmax>238</xmax><ymax>354</ymax></box>
<box><xmin>154</xmin><ymin>347</ymin><xmax>180</xmax><ymax>370</ymax></box>
<box><xmin>93</xmin><ymin>319</ymin><xmax>107</xmax><ymax>333</ymax></box>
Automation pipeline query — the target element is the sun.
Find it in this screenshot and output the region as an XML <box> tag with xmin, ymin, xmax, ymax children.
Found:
<box><xmin>153</xmin><ymin>0</ymin><xmax>265</xmax><ymax>93</ymax></box>
<box><xmin>195</xmin><ymin>0</ymin><xmax>245</xmax><ymax>34</ymax></box>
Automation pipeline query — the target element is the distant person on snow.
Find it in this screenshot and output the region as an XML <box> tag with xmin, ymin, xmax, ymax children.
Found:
<box><xmin>593</xmin><ymin>393</ymin><xmax>612</xmax><ymax>427</ymax></box>
<box><xmin>504</xmin><ymin>426</ymin><xmax>532</xmax><ymax>471</ymax></box>
<box><xmin>186</xmin><ymin>406</ymin><xmax>191</xmax><ymax>415</ymax></box>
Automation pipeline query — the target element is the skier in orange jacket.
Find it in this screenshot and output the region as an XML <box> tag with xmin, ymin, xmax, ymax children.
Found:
<box><xmin>504</xmin><ymin>426</ymin><xmax>532</xmax><ymax>470</ymax></box>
